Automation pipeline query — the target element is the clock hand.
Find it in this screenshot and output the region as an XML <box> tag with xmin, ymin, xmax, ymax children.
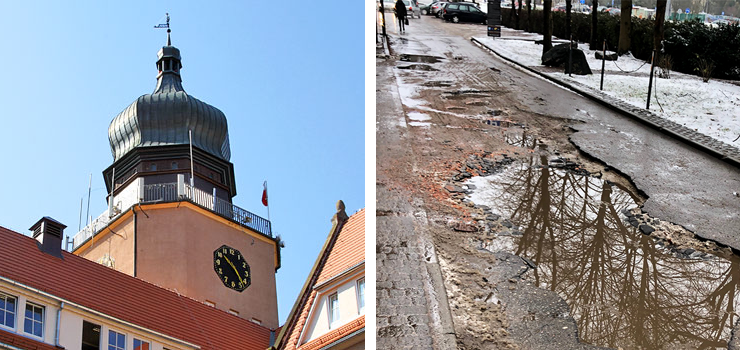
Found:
<box><xmin>223</xmin><ymin>256</ymin><xmax>244</xmax><ymax>284</ymax></box>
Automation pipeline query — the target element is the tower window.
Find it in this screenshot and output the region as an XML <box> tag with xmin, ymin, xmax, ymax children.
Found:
<box><xmin>328</xmin><ymin>293</ymin><xmax>340</xmax><ymax>328</ymax></box>
<box><xmin>24</xmin><ymin>302</ymin><xmax>44</xmax><ymax>338</ymax></box>
<box><xmin>0</xmin><ymin>293</ymin><xmax>17</xmax><ymax>329</ymax></box>
<box><xmin>108</xmin><ymin>330</ymin><xmax>126</xmax><ymax>350</ymax></box>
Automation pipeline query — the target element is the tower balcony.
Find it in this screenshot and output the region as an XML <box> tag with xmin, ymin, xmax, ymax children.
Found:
<box><xmin>71</xmin><ymin>178</ymin><xmax>272</xmax><ymax>251</ymax></box>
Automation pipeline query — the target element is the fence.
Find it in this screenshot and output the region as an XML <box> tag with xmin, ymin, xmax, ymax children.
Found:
<box><xmin>71</xmin><ymin>182</ymin><xmax>272</xmax><ymax>250</ymax></box>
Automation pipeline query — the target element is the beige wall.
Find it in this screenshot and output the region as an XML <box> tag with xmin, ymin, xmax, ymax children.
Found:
<box><xmin>74</xmin><ymin>203</ymin><xmax>279</xmax><ymax>329</ymax></box>
<box><xmin>77</xmin><ymin>214</ymin><xmax>135</xmax><ymax>276</ymax></box>
<box><xmin>135</xmin><ymin>204</ymin><xmax>278</xmax><ymax>328</ymax></box>
<box><xmin>302</xmin><ymin>271</ymin><xmax>364</xmax><ymax>344</ymax></box>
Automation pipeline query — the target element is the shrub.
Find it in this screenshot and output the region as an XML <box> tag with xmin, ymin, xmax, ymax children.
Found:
<box><xmin>694</xmin><ymin>55</ymin><xmax>715</xmax><ymax>82</ymax></box>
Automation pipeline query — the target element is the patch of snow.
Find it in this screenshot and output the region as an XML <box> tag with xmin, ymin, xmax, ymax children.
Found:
<box><xmin>474</xmin><ymin>31</ymin><xmax>740</xmax><ymax>147</ymax></box>
<box><xmin>408</xmin><ymin>111</ymin><xmax>431</xmax><ymax>121</ymax></box>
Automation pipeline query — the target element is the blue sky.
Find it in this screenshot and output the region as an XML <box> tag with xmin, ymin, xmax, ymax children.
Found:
<box><xmin>0</xmin><ymin>2</ymin><xmax>364</xmax><ymax>323</ymax></box>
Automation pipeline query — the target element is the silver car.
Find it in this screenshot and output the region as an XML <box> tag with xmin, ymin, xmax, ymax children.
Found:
<box><xmin>432</xmin><ymin>1</ymin><xmax>448</xmax><ymax>17</ymax></box>
<box><xmin>402</xmin><ymin>0</ymin><xmax>422</xmax><ymax>18</ymax></box>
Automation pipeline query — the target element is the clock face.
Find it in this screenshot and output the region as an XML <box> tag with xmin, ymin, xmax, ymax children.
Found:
<box><xmin>213</xmin><ymin>245</ymin><xmax>251</xmax><ymax>292</ymax></box>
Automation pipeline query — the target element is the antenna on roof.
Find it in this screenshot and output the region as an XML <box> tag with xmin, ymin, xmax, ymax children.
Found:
<box><xmin>154</xmin><ymin>13</ymin><xmax>171</xmax><ymax>45</ymax></box>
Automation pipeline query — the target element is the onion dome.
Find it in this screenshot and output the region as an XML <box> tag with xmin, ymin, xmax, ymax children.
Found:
<box><xmin>108</xmin><ymin>34</ymin><xmax>231</xmax><ymax>161</ymax></box>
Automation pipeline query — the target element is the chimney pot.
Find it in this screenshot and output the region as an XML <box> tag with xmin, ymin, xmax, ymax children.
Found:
<box><xmin>29</xmin><ymin>217</ymin><xmax>66</xmax><ymax>258</ymax></box>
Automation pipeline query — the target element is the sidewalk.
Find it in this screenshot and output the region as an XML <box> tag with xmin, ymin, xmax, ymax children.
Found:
<box><xmin>375</xmin><ymin>50</ymin><xmax>457</xmax><ymax>350</ymax></box>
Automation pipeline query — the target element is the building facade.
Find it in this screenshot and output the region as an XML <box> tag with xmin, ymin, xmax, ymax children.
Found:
<box><xmin>272</xmin><ymin>202</ymin><xmax>365</xmax><ymax>350</ymax></box>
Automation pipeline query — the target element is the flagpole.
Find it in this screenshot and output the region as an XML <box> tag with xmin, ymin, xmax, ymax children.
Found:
<box><xmin>265</xmin><ymin>181</ymin><xmax>271</xmax><ymax>222</ymax></box>
<box><xmin>189</xmin><ymin>130</ymin><xmax>194</xmax><ymax>190</ymax></box>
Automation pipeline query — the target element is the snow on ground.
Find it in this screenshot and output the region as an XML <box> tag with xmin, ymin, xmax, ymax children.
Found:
<box><xmin>474</xmin><ymin>29</ymin><xmax>740</xmax><ymax>146</ymax></box>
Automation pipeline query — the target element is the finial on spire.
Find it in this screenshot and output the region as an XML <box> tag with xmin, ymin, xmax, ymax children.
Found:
<box><xmin>154</xmin><ymin>13</ymin><xmax>172</xmax><ymax>45</ymax></box>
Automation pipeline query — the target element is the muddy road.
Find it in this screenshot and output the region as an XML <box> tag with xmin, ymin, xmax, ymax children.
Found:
<box><xmin>376</xmin><ymin>15</ymin><xmax>740</xmax><ymax>350</ymax></box>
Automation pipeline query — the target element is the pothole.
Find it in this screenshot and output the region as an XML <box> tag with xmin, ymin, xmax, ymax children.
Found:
<box><xmin>399</xmin><ymin>54</ymin><xmax>445</xmax><ymax>63</ymax></box>
<box><xmin>461</xmin><ymin>158</ymin><xmax>740</xmax><ymax>349</ymax></box>
<box><xmin>397</xmin><ymin>64</ymin><xmax>439</xmax><ymax>71</ymax></box>
<box><xmin>422</xmin><ymin>81</ymin><xmax>454</xmax><ymax>87</ymax></box>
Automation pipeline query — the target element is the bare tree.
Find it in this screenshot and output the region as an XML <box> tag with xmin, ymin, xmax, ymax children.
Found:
<box><xmin>517</xmin><ymin>0</ymin><xmax>523</xmax><ymax>30</ymax></box>
<box><xmin>527</xmin><ymin>0</ymin><xmax>533</xmax><ymax>32</ymax></box>
<box><xmin>654</xmin><ymin>0</ymin><xmax>667</xmax><ymax>55</ymax></box>
<box><xmin>566</xmin><ymin>0</ymin><xmax>572</xmax><ymax>40</ymax></box>
<box><xmin>590</xmin><ymin>0</ymin><xmax>599</xmax><ymax>49</ymax></box>
<box><xmin>543</xmin><ymin>0</ymin><xmax>553</xmax><ymax>54</ymax></box>
<box><xmin>618</xmin><ymin>0</ymin><xmax>633</xmax><ymax>55</ymax></box>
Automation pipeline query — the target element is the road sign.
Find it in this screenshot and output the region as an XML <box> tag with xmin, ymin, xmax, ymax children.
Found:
<box><xmin>580</xmin><ymin>0</ymin><xmax>584</xmax><ymax>4</ymax></box>
<box><xmin>487</xmin><ymin>0</ymin><xmax>502</xmax><ymax>37</ymax></box>
<box><xmin>685</xmin><ymin>8</ymin><xmax>690</xmax><ymax>14</ymax></box>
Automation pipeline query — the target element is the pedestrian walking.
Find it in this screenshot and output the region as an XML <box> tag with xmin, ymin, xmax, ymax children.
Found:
<box><xmin>394</xmin><ymin>0</ymin><xmax>407</xmax><ymax>33</ymax></box>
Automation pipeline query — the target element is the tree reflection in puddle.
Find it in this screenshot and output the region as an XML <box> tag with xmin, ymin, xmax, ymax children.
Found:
<box><xmin>465</xmin><ymin>158</ymin><xmax>740</xmax><ymax>350</ymax></box>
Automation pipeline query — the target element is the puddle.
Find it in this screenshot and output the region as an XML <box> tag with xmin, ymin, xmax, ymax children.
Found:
<box><xmin>464</xmin><ymin>158</ymin><xmax>740</xmax><ymax>350</ymax></box>
<box><xmin>397</xmin><ymin>64</ymin><xmax>439</xmax><ymax>71</ymax></box>
<box><xmin>399</xmin><ymin>54</ymin><xmax>444</xmax><ymax>63</ymax></box>
<box><xmin>423</xmin><ymin>81</ymin><xmax>454</xmax><ymax>87</ymax></box>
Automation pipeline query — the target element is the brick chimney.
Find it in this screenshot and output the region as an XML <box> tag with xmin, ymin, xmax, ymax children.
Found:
<box><xmin>29</xmin><ymin>217</ymin><xmax>66</xmax><ymax>258</ymax></box>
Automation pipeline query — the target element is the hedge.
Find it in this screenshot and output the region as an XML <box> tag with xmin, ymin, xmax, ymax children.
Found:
<box><xmin>500</xmin><ymin>8</ymin><xmax>740</xmax><ymax>80</ymax></box>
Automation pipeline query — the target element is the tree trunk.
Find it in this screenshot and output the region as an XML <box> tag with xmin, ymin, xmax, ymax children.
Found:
<box><xmin>543</xmin><ymin>0</ymin><xmax>553</xmax><ymax>55</ymax></box>
<box><xmin>654</xmin><ymin>0</ymin><xmax>667</xmax><ymax>52</ymax></box>
<box><xmin>618</xmin><ymin>0</ymin><xmax>632</xmax><ymax>55</ymax></box>
<box><xmin>510</xmin><ymin>0</ymin><xmax>516</xmax><ymax>25</ymax></box>
<box><xmin>527</xmin><ymin>0</ymin><xmax>533</xmax><ymax>32</ymax></box>
<box><xmin>590</xmin><ymin>0</ymin><xmax>598</xmax><ymax>49</ymax></box>
<box><xmin>517</xmin><ymin>0</ymin><xmax>523</xmax><ymax>30</ymax></box>
<box><xmin>566</xmin><ymin>0</ymin><xmax>572</xmax><ymax>41</ymax></box>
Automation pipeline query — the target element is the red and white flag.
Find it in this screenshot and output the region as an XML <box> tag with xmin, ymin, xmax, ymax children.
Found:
<box><xmin>261</xmin><ymin>181</ymin><xmax>268</xmax><ymax>207</ymax></box>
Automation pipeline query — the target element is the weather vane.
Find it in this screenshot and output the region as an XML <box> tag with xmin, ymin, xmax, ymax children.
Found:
<box><xmin>154</xmin><ymin>13</ymin><xmax>171</xmax><ymax>44</ymax></box>
<box><xmin>154</xmin><ymin>13</ymin><xmax>170</xmax><ymax>30</ymax></box>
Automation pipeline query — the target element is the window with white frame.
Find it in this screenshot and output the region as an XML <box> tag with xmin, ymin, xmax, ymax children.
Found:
<box><xmin>24</xmin><ymin>302</ymin><xmax>44</xmax><ymax>337</ymax></box>
<box><xmin>328</xmin><ymin>293</ymin><xmax>340</xmax><ymax>328</ymax></box>
<box><xmin>0</xmin><ymin>293</ymin><xmax>16</xmax><ymax>329</ymax></box>
<box><xmin>357</xmin><ymin>278</ymin><xmax>365</xmax><ymax>313</ymax></box>
<box><xmin>134</xmin><ymin>338</ymin><xmax>150</xmax><ymax>350</ymax></box>
<box><xmin>108</xmin><ymin>330</ymin><xmax>126</xmax><ymax>350</ymax></box>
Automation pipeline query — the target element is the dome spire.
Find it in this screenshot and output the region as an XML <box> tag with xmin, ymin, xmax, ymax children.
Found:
<box><xmin>153</xmin><ymin>13</ymin><xmax>183</xmax><ymax>94</ymax></box>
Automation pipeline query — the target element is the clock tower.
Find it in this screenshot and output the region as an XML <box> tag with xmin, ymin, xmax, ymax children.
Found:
<box><xmin>70</xmin><ymin>32</ymin><xmax>281</xmax><ymax>329</ymax></box>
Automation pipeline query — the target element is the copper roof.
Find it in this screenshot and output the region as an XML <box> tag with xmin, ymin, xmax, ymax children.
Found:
<box><xmin>108</xmin><ymin>44</ymin><xmax>231</xmax><ymax>162</ymax></box>
<box><xmin>0</xmin><ymin>225</ymin><xmax>270</xmax><ymax>350</ymax></box>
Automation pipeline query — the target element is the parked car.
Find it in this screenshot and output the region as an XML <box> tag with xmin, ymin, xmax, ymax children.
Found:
<box><xmin>442</xmin><ymin>2</ymin><xmax>487</xmax><ymax>23</ymax></box>
<box><xmin>379</xmin><ymin>0</ymin><xmax>396</xmax><ymax>12</ymax></box>
<box><xmin>432</xmin><ymin>1</ymin><xmax>448</xmax><ymax>17</ymax></box>
<box><xmin>419</xmin><ymin>2</ymin><xmax>431</xmax><ymax>15</ymax></box>
<box><xmin>405</xmin><ymin>0</ymin><xmax>422</xmax><ymax>18</ymax></box>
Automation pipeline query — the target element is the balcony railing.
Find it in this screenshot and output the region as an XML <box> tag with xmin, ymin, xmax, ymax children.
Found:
<box><xmin>71</xmin><ymin>180</ymin><xmax>272</xmax><ymax>250</ymax></box>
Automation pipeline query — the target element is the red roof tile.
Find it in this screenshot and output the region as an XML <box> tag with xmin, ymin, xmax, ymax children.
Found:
<box><xmin>274</xmin><ymin>207</ymin><xmax>365</xmax><ymax>350</ymax></box>
<box><xmin>0</xmin><ymin>226</ymin><xmax>271</xmax><ymax>350</ymax></box>
<box><xmin>298</xmin><ymin>315</ymin><xmax>364</xmax><ymax>350</ymax></box>
<box><xmin>315</xmin><ymin>209</ymin><xmax>365</xmax><ymax>286</ymax></box>
<box><xmin>0</xmin><ymin>328</ymin><xmax>63</xmax><ymax>350</ymax></box>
